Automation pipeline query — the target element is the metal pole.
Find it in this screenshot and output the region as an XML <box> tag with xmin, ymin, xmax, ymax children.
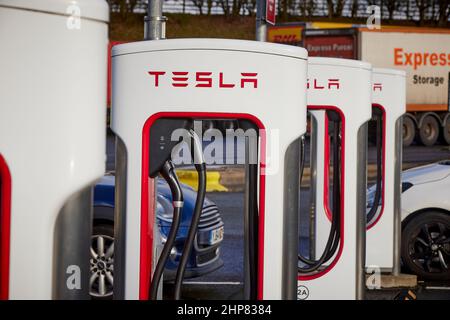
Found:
<box><xmin>356</xmin><ymin>124</ymin><xmax>368</xmax><ymax>300</ymax></box>
<box><xmin>255</xmin><ymin>0</ymin><xmax>267</xmax><ymax>41</ymax></box>
<box><xmin>145</xmin><ymin>0</ymin><xmax>167</xmax><ymax>40</ymax></box>
<box><xmin>392</xmin><ymin>117</ymin><xmax>403</xmax><ymax>276</ymax></box>
<box><xmin>243</xmin><ymin>136</ymin><xmax>251</xmax><ymax>299</ymax></box>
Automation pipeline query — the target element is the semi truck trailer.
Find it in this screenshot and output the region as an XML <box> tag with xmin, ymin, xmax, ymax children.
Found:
<box><xmin>268</xmin><ymin>25</ymin><xmax>450</xmax><ymax>146</ymax></box>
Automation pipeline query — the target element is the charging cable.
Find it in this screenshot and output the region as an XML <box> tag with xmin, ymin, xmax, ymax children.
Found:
<box><xmin>298</xmin><ymin>114</ymin><xmax>341</xmax><ymax>273</ymax></box>
<box><xmin>173</xmin><ymin>129</ymin><xmax>206</xmax><ymax>300</ymax></box>
<box><xmin>149</xmin><ymin>159</ymin><xmax>183</xmax><ymax>299</ymax></box>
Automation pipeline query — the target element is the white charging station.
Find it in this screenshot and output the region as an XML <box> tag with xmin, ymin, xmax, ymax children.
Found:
<box><xmin>366</xmin><ymin>68</ymin><xmax>406</xmax><ymax>271</ymax></box>
<box><xmin>299</xmin><ymin>57</ymin><xmax>372</xmax><ymax>300</ymax></box>
<box><xmin>111</xmin><ymin>38</ymin><xmax>308</xmax><ymax>300</ymax></box>
<box><xmin>0</xmin><ymin>0</ymin><xmax>108</xmax><ymax>299</ymax></box>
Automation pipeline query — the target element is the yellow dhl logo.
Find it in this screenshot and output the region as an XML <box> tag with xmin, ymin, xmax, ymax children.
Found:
<box><xmin>268</xmin><ymin>26</ymin><xmax>303</xmax><ymax>43</ymax></box>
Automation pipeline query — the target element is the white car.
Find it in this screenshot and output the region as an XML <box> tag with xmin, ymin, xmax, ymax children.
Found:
<box><xmin>399</xmin><ymin>161</ymin><xmax>450</xmax><ymax>280</ymax></box>
<box><xmin>368</xmin><ymin>161</ymin><xmax>450</xmax><ymax>280</ymax></box>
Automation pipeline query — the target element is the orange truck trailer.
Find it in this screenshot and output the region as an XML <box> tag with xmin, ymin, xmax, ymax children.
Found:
<box><xmin>268</xmin><ymin>24</ymin><xmax>450</xmax><ymax>146</ymax></box>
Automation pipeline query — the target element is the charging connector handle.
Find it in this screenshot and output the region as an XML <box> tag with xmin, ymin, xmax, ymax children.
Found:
<box><xmin>149</xmin><ymin>160</ymin><xmax>183</xmax><ymax>299</ymax></box>
<box><xmin>190</xmin><ymin>129</ymin><xmax>205</xmax><ymax>166</ymax></box>
<box><xmin>173</xmin><ymin>131</ymin><xmax>206</xmax><ymax>300</ymax></box>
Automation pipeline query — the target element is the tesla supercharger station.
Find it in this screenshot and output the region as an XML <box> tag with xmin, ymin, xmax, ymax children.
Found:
<box><xmin>297</xmin><ymin>57</ymin><xmax>372</xmax><ymax>300</ymax></box>
<box><xmin>0</xmin><ymin>0</ymin><xmax>108</xmax><ymax>299</ymax></box>
<box><xmin>366</xmin><ymin>68</ymin><xmax>406</xmax><ymax>271</ymax></box>
<box><xmin>111</xmin><ymin>39</ymin><xmax>308</xmax><ymax>300</ymax></box>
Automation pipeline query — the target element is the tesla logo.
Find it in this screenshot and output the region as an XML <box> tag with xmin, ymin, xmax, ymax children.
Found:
<box><xmin>307</xmin><ymin>78</ymin><xmax>340</xmax><ymax>90</ymax></box>
<box><xmin>373</xmin><ymin>83</ymin><xmax>382</xmax><ymax>91</ymax></box>
<box><xmin>148</xmin><ymin>71</ymin><xmax>258</xmax><ymax>88</ymax></box>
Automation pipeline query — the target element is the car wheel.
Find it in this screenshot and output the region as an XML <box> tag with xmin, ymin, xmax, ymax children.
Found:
<box><xmin>402</xmin><ymin>212</ymin><xmax>450</xmax><ymax>280</ymax></box>
<box><xmin>90</xmin><ymin>223</ymin><xmax>114</xmax><ymax>299</ymax></box>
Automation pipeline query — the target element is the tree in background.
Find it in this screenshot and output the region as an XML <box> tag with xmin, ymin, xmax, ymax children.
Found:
<box><xmin>192</xmin><ymin>0</ymin><xmax>206</xmax><ymax>14</ymax></box>
<box><xmin>325</xmin><ymin>0</ymin><xmax>346</xmax><ymax>18</ymax></box>
<box><xmin>107</xmin><ymin>0</ymin><xmax>144</xmax><ymax>18</ymax></box>
<box><xmin>298</xmin><ymin>0</ymin><xmax>317</xmax><ymax>18</ymax></box>
<box><xmin>350</xmin><ymin>0</ymin><xmax>359</xmax><ymax>18</ymax></box>
<box><xmin>106</xmin><ymin>0</ymin><xmax>449</xmax><ymax>27</ymax></box>
<box><xmin>437</xmin><ymin>0</ymin><xmax>450</xmax><ymax>26</ymax></box>
<box><xmin>414</xmin><ymin>0</ymin><xmax>433</xmax><ymax>25</ymax></box>
<box><xmin>207</xmin><ymin>0</ymin><xmax>214</xmax><ymax>14</ymax></box>
<box><xmin>384</xmin><ymin>0</ymin><xmax>403</xmax><ymax>20</ymax></box>
<box><xmin>218</xmin><ymin>0</ymin><xmax>231</xmax><ymax>15</ymax></box>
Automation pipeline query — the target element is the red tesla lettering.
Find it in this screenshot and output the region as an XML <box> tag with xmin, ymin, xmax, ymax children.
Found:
<box><xmin>195</xmin><ymin>72</ymin><xmax>212</xmax><ymax>88</ymax></box>
<box><xmin>172</xmin><ymin>72</ymin><xmax>188</xmax><ymax>87</ymax></box>
<box><xmin>147</xmin><ymin>70</ymin><xmax>258</xmax><ymax>89</ymax></box>
<box><xmin>373</xmin><ymin>83</ymin><xmax>382</xmax><ymax>91</ymax></box>
<box><xmin>328</xmin><ymin>79</ymin><xmax>339</xmax><ymax>89</ymax></box>
<box><xmin>314</xmin><ymin>79</ymin><xmax>324</xmax><ymax>89</ymax></box>
<box><xmin>148</xmin><ymin>71</ymin><xmax>166</xmax><ymax>87</ymax></box>
<box><xmin>241</xmin><ymin>73</ymin><xmax>258</xmax><ymax>88</ymax></box>
<box><xmin>219</xmin><ymin>72</ymin><xmax>235</xmax><ymax>88</ymax></box>
<box><xmin>307</xmin><ymin>78</ymin><xmax>340</xmax><ymax>90</ymax></box>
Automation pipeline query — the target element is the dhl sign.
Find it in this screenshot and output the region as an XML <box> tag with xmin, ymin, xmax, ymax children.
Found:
<box><xmin>267</xmin><ymin>24</ymin><xmax>304</xmax><ymax>46</ymax></box>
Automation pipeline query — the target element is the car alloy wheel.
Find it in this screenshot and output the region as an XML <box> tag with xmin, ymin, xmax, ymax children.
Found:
<box><xmin>410</xmin><ymin>222</ymin><xmax>450</xmax><ymax>273</ymax></box>
<box><xmin>90</xmin><ymin>234</ymin><xmax>114</xmax><ymax>298</ymax></box>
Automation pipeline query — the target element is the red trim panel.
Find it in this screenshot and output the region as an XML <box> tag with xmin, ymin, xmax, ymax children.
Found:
<box><xmin>140</xmin><ymin>112</ymin><xmax>266</xmax><ymax>300</ymax></box>
<box><xmin>322</xmin><ymin>114</ymin><xmax>333</xmax><ymax>221</ymax></box>
<box><xmin>0</xmin><ymin>154</ymin><xmax>11</xmax><ymax>300</ymax></box>
<box><xmin>298</xmin><ymin>106</ymin><xmax>345</xmax><ymax>281</ymax></box>
<box><xmin>366</xmin><ymin>104</ymin><xmax>386</xmax><ymax>230</ymax></box>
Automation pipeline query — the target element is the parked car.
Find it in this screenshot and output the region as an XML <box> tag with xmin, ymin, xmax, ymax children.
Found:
<box><xmin>91</xmin><ymin>174</ymin><xmax>224</xmax><ymax>298</ymax></box>
<box><xmin>367</xmin><ymin>160</ymin><xmax>450</xmax><ymax>281</ymax></box>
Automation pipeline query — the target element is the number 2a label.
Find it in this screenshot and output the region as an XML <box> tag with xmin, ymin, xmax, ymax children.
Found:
<box><xmin>297</xmin><ymin>285</ymin><xmax>310</xmax><ymax>300</ymax></box>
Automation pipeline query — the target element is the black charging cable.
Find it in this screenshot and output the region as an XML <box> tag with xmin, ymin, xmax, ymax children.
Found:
<box><xmin>366</xmin><ymin>110</ymin><xmax>383</xmax><ymax>224</ymax></box>
<box><xmin>173</xmin><ymin>130</ymin><xmax>206</xmax><ymax>300</ymax></box>
<box><xmin>298</xmin><ymin>112</ymin><xmax>341</xmax><ymax>273</ymax></box>
<box><xmin>149</xmin><ymin>160</ymin><xmax>183</xmax><ymax>299</ymax></box>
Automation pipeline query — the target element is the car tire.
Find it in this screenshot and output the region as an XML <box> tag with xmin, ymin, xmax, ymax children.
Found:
<box><xmin>402</xmin><ymin>211</ymin><xmax>450</xmax><ymax>281</ymax></box>
<box><xmin>90</xmin><ymin>223</ymin><xmax>115</xmax><ymax>300</ymax></box>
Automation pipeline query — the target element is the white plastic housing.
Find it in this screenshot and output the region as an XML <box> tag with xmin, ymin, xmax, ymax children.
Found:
<box><xmin>304</xmin><ymin>57</ymin><xmax>372</xmax><ymax>300</ymax></box>
<box><xmin>111</xmin><ymin>38</ymin><xmax>308</xmax><ymax>300</ymax></box>
<box><xmin>0</xmin><ymin>0</ymin><xmax>109</xmax><ymax>299</ymax></box>
<box><xmin>366</xmin><ymin>68</ymin><xmax>406</xmax><ymax>270</ymax></box>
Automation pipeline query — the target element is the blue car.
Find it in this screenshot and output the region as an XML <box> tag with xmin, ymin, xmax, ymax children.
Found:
<box><xmin>90</xmin><ymin>174</ymin><xmax>224</xmax><ymax>298</ymax></box>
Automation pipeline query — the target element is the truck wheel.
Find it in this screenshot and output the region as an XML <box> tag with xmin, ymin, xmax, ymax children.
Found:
<box><xmin>418</xmin><ymin>115</ymin><xmax>439</xmax><ymax>146</ymax></box>
<box><xmin>402</xmin><ymin>116</ymin><xmax>415</xmax><ymax>147</ymax></box>
<box><xmin>440</xmin><ymin>117</ymin><xmax>450</xmax><ymax>145</ymax></box>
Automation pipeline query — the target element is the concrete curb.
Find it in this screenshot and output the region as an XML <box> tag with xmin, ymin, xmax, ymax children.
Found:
<box><xmin>177</xmin><ymin>163</ymin><xmax>424</xmax><ymax>192</ymax></box>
